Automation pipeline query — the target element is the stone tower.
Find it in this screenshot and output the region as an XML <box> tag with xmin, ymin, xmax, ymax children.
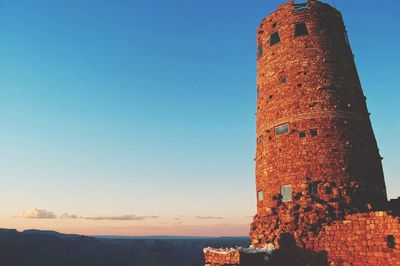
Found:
<box><xmin>205</xmin><ymin>1</ymin><xmax>400</xmax><ymax>265</ymax></box>
<box><xmin>251</xmin><ymin>0</ymin><xmax>387</xmax><ymax>246</ymax></box>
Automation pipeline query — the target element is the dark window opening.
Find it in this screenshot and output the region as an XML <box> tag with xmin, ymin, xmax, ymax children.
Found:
<box><xmin>310</xmin><ymin>129</ymin><xmax>318</xmax><ymax>137</ymax></box>
<box><xmin>325</xmin><ymin>186</ymin><xmax>332</xmax><ymax>194</ymax></box>
<box><xmin>281</xmin><ymin>185</ymin><xmax>292</xmax><ymax>202</ymax></box>
<box><xmin>280</xmin><ymin>77</ymin><xmax>287</xmax><ymax>84</ymax></box>
<box><xmin>269</xmin><ymin>95</ymin><xmax>273</xmax><ymax>100</ymax></box>
<box><xmin>257</xmin><ymin>86</ymin><xmax>260</xmax><ymax>98</ymax></box>
<box><xmin>270</xmin><ymin>32</ymin><xmax>281</xmax><ymax>46</ymax></box>
<box><xmin>299</xmin><ymin>131</ymin><xmax>306</xmax><ymax>138</ymax></box>
<box><xmin>257</xmin><ymin>136</ymin><xmax>264</xmax><ymax>143</ymax></box>
<box><xmin>294</xmin><ymin>3</ymin><xmax>309</xmax><ymax>11</ymax></box>
<box><xmin>295</xmin><ymin>22</ymin><xmax>309</xmax><ymax>36</ymax></box>
<box><xmin>275</xmin><ymin>123</ymin><xmax>289</xmax><ymax>136</ymax></box>
<box><xmin>272</xmin><ymin>22</ymin><xmax>277</xmax><ymax>28</ymax></box>
<box><xmin>297</xmin><ymin>83</ymin><xmax>302</xmax><ymax>88</ymax></box>
<box><xmin>310</xmin><ymin>184</ymin><xmax>318</xmax><ymax>195</ymax></box>
<box><xmin>258</xmin><ymin>45</ymin><xmax>263</xmax><ymax>58</ymax></box>
<box><xmin>258</xmin><ymin>191</ymin><xmax>264</xmax><ymax>202</ymax></box>
<box><xmin>387</xmin><ymin>235</ymin><xmax>395</xmax><ymax>248</ymax></box>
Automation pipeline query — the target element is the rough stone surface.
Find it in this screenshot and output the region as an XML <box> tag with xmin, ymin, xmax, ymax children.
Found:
<box><xmin>204</xmin><ymin>1</ymin><xmax>399</xmax><ymax>265</ymax></box>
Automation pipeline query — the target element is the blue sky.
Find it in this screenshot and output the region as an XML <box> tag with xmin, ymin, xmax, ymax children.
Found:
<box><xmin>0</xmin><ymin>0</ymin><xmax>398</xmax><ymax>236</ymax></box>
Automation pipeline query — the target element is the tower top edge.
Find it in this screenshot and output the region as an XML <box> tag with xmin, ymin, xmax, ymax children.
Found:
<box><xmin>259</xmin><ymin>0</ymin><xmax>340</xmax><ymax>27</ymax></box>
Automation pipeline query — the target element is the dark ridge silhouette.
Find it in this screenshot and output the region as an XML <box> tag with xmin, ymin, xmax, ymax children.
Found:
<box><xmin>0</xmin><ymin>228</ymin><xmax>250</xmax><ymax>266</ymax></box>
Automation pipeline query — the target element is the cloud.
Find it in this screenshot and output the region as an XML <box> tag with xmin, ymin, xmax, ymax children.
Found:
<box><xmin>21</xmin><ymin>208</ymin><xmax>57</xmax><ymax>219</ymax></box>
<box><xmin>83</xmin><ymin>214</ymin><xmax>159</xmax><ymax>221</ymax></box>
<box><xmin>59</xmin><ymin>213</ymin><xmax>78</xmax><ymax>219</ymax></box>
<box><xmin>195</xmin><ymin>216</ymin><xmax>223</xmax><ymax>220</ymax></box>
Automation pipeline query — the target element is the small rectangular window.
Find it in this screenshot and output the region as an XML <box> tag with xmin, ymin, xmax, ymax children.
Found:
<box><xmin>310</xmin><ymin>129</ymin><xmax>318</xmax><ymax>137</ymax></box>
<box><xmin>280</xmin><ymin>77</ymin><xmax>287</xmax><ymax>84</ymax></box>
<box><xmin>258</xmin><ymin>191</ymin><xmax>264</xmax><ymax>202</ymax></box>
<box><xmin>275</xmin><ymin>123</ymin><xmax>289</xmax><ymax>136</ymax></box>
<box><xmin>281</xmin><ymin>185</ymin><xmax>292</xmax><ymax>202</ymax></box>
<box><xmin>299</xmin><ymin>132</ymin><xmax>306</xmax><ymax>138</ymax></box>
<box><xmin>310</xmin><ymin>184</ymin><xmax>318</xmax><ymax>195</ymax></box>
<box><xmin>295</xmin><ymin>22</ymin><xmax>309</xmax><ymax>36</ymax></box>
<box><xmin>387</xmin><ymin>235</ymin><xmax>395</xmax><ymax>248</ymax></box>
<box><xmin>270</xmin><ymin>32</ymin><xmax>281</xmax><ymax>46</ymax></box>
<box><xmin>325</xmin><ymin>186</ymin><xmax>332</xmax><ymax>194</ymax></box>
<box><xmin>258</xmin><ymin>45</ymin><xmax>263</xmax><ymax>58</ymax></box>
<box><xmin>293</xmin><ymin>3</ymin><xmax>309</xmax><ymax>11</ymax></box>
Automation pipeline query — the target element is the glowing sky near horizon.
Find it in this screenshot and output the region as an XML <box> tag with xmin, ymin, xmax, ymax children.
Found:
<box><xmin>0</xmin><ymin>0</ymin><xmax>399</xmax><ymax>236</ymax></box>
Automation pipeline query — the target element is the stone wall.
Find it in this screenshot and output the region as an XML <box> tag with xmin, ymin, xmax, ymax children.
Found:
<box><xmin>204</xmin><ymin>249</ymin><xmax>240</xmax><ymax>266</ymax></box>
<box><xmin>205</xmin><ymin>212</ymin><xmax>400</xmax><ymax>266</ymax></box>
<box><xmin>308</xmin><ymin>212</ymin><xmax>400</xmax><ymax>266</ymax></box>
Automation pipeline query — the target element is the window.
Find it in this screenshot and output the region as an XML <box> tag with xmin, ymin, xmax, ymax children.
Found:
<box><xmin>257</xmin><ymin>86</ymin><xmax>260</xmax><ymax>98</ymax></box>
<box><xmin>295</xmin><ymin>22</ymin><xmax>309</xmax><ymax>36</ymax></box>
<box><xmin>325</xmin><ymin>186</ymin><xmax>332</xmax><ymax>194</ymax></box>
<box><xmin>299</xmin><ymin>131</ymin><xmax>306</xmax><ymax>138</ymax></box>
<box><xmin>387</xmin><ymin>235</ymin><xmax>395</xmax><ymax>248</ymax></box>
<box><xmin>293</xmin><ymin>3</ymin><xmax>309</xmax><ymax>11</ymax></box>
<box><xmin>310</xmin><ymin>184</ymin><xmax>318</xmax><ymax>195</ymax></box>
<box><xmin>270</xmin><ymin>32</ymin><xmax>281</xmax><ymax>46</ymax></box>
<box><xmin>281</xmin><ymin>185</ymin><xmax>292</xmax><ymax>202</ymax></box>
<box><xmin>269</xmin><ymin>95</ymin><xmax>273</xmax><ymax>100</ymax></box>
<box><xmin>258</xmin><ymin>191</ymin><xmax>264</xmax><ymax>202</ymax></box>
<box><xmin>257</xmin><ymin>136</ymin><xmax>264</xmax><ymax>143</ymax></box>
<box><xmin>280</xmin><ymin>77</ymin><xmax>287</xmax><ymax>84</ymax></box>
<box><xmin>258</xmin><ymin>45</ymin><xmax>263</xmax><ymax>58</ymax></box>
<box><xmin>275</xmin><ymin>123</ymin><xmax>289</xmax><ymax>136</ymax></box>
<box><xmin>310</xmin><ymin>129</ymin><xmax>318</xmax><ymax>137</ymax></box>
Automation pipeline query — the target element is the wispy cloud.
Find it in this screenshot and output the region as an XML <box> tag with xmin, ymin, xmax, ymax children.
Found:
<box><xmin>83</xmin><ymin>214</ymin><xmax>159</xmax><ymax>221</ymax></box>
<box><xmin>195</xmin><ymin>216</ymin><xmax>223</xmax><ymax>220</ymax></box>
<box><xmin>21</xmin><ymin>208</ymin><xmax>57</xmax><ymax>219</ymax></box>
<box><xmin>59</xmin><ymin>213</ymin><xmax>78</xmax><ymax>219</ymax></box>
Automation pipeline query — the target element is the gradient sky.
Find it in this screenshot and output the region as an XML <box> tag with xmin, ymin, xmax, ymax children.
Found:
<box><xmin>0</xmin><ymin>0</ymin><xmax>399</xmax><ymax>236</ymax></box>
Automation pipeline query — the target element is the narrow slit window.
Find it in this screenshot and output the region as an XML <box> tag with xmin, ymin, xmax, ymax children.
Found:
<box><xmin>275</xmin><ymin>123</ymin><xmax>289</xmax><ymax>136</ymax></box>
<box><xmin>280</xmin><ymin>77</ymin><xmax>287</xmax><ymax>84</ymax></box>
<box><xmin>310</xmin><ymin>129</ymin><xmax>318</xmax><ymax>137</ymax></box>
<box><xmin>258</xmin><ymin>45</ymin><xmax>263</xmax><ymax>58</ymax></box>
<box><xmin>310</xmin><ymin>184</ymin><xmax>318</xmax><ymax>195</ymax></box>
<box><xmin>270</xmin><ymin>32</ymin><xmax>281</xmax><ymax>46</ymax></box>
<box><xmin>257</xmin><ymin>86</ymin><xmax>260</xmax><ymax>99</ymax></box>
<box><xmin>258</xmin><ymin>191</ymin><xmax>264</xmax><ymax>202</ymax></box>
<box><xmin>299</xmin><ymin>131</ymin><xmax>306</xmax><ymax>138</ymax></box>
<box><xmin>295</xmin><ymin>22</ymin><xmax>309</xmax><ymax>36</ymax></box>
<box><xmin>281</xmin><ymin>185</ymin><xmax>292</xmax><ymax>202</ymax></box>
<box><xmin>387</xmin><ymin>235</ymin><xmax>395</xmax><ymax>248</ymax></box>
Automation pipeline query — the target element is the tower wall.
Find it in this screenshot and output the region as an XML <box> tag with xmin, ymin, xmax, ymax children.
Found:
<box><xmin>255</xmin><ymin>0</ymin><xmax>387</xmax><ymax>217</ymax></box>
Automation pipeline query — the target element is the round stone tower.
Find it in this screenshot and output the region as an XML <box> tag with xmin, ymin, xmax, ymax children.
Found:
<box><xmin>251</xmin><ymin>0</ymin><xmax>388</xmax><ymax>247</ymax></box>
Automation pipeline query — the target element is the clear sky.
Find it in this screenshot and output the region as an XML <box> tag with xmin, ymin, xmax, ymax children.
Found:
<box><xmin>0</xmin><ymin>0</ymin><xmax>398</xmax><ymax>236</ymax></box>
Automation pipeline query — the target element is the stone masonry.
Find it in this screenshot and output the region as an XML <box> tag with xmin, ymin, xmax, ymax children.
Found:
<box><xmin>204</xmin><ymin>1</ymin><xmax>399</xmax><ymax>265</ymax></box>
